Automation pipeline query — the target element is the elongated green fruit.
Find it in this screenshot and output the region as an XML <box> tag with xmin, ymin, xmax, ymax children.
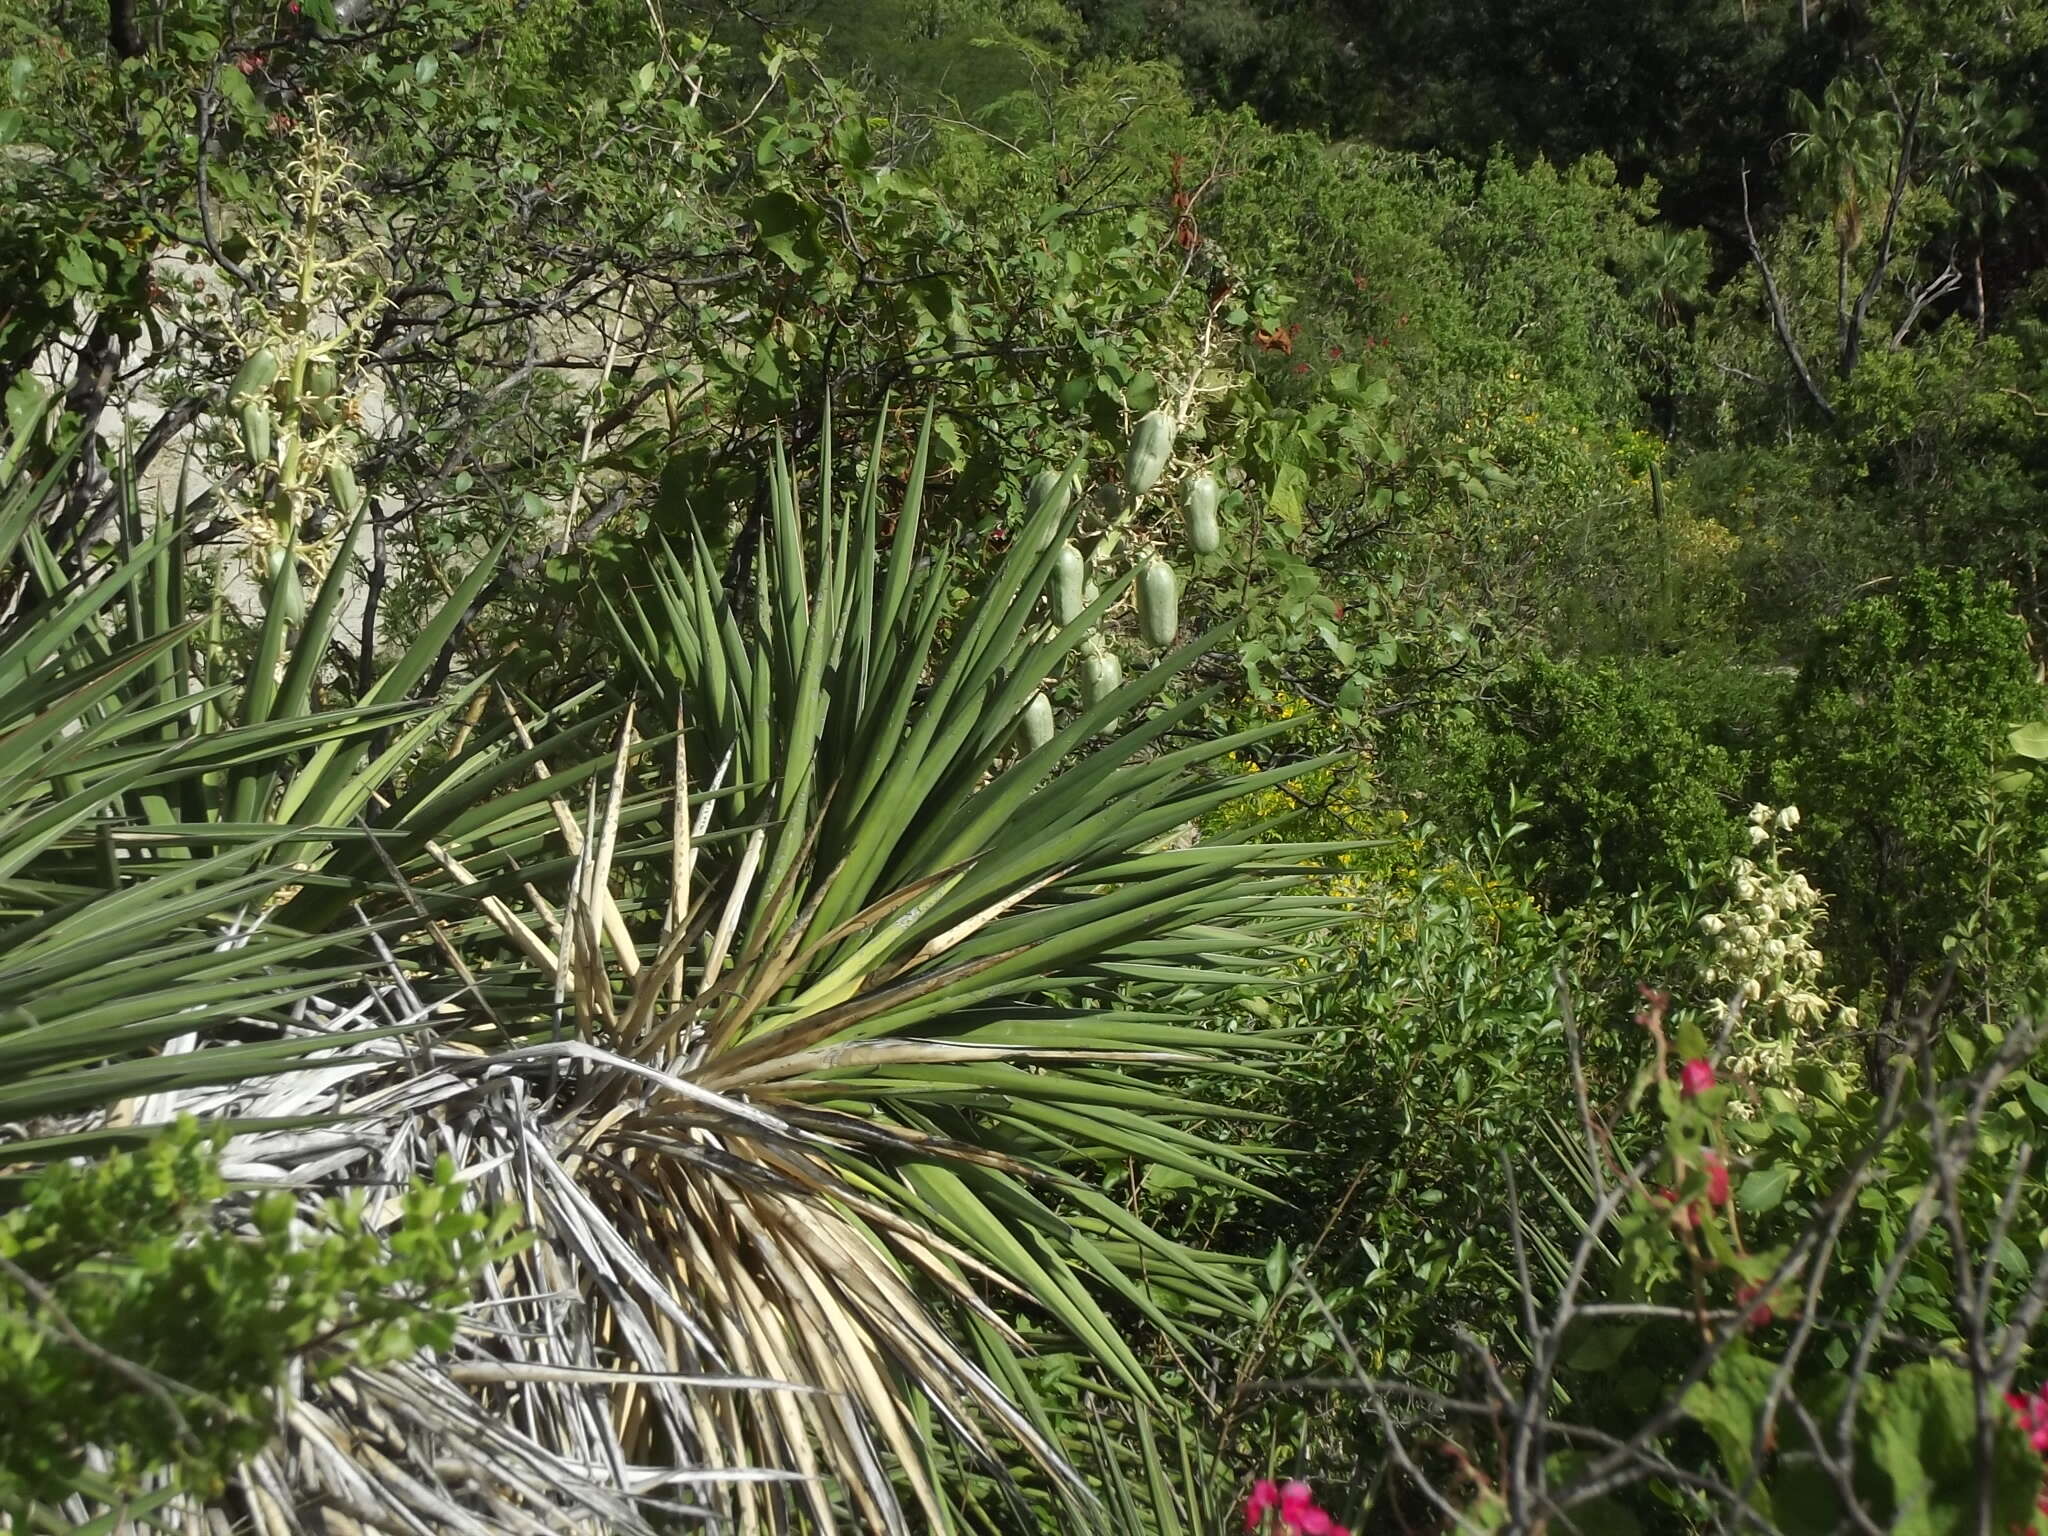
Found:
<box><xmin>1081</xmin><ymin>645</ymin><xmax>1122</xmax><ymax>707</ymax></box>
<box><xmin>278</xmin><ymin>429</ymin><xmax>302</xmax><ymax>485</ymax></box>
<box><xmin>1028</xmin><ymin>468</ymin><xmax>1072</xmax><ymax>521</ymax></box>
<box><xmin>1053</xmin><ymin>541</ymin><xmax>1086</xmax><ymax>624</ymax></box>
<box><xmin>326</xmin><ymin>459</ymin><xmax>362</xmax><ymax>514</ymax></box>
<box><xmin>1136</xmin><ymin>556</ymin><xmax>1178</xmax><ymax>648</ymax></box>
<box><xmin>1124</xmin><ymin>410</ymin><xmax>1174</xmax><ymax>497</ymax></box>
<box><xmin>263</xmin><ymin>545</ymin><xmax>305</xmax><ymax>625</ymax></box>
<box><xmin>1018</xmin><ymin>691</ymin><xmax>1055</xmax><ymax>752</ymax></box>
<box><xmin>304</xmin><ymin>360</ymin><xmax>340</xmax><ymax>426</ymax></box>
<box><xmin>1184</xmin><ymin>473</ymin><xmax>1221</xmax><ymax>555</ymax></box>
<box><xmin>241</xmin><ymin>402</ymin><xmax>272</xmax><ymax>466</ymax></box>
<box><xmin>230</xmin><ymin>348</ymin><xmax>280</xmax><ymax>405</ymax></box>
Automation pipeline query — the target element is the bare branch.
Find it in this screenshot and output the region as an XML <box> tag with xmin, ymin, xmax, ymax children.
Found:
<box><xmin>1891</xmin><ymin>258</ymin><xmax>1963</xmax><ymax>350</ymax></box>
<box><xmin>1842</xmin><ymin>95</ymin><xmax>1923</xmax><ymax>378</ymax></box>
<box><xmin>1741</xmin><ymin>168</ymin><xmax>1835</xmax><ymax>421</ymax></box>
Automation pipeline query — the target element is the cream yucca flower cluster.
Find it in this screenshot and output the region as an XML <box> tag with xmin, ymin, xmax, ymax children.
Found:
<box><xmin>218</xmin><ymin>101</ymin><xmax>378</xmax><ymax>621</ymax></box>
<box><xmin>1697</xmin><ymin>804</ymin><xmax>1856</xmax><ymax>1090</ymax></box>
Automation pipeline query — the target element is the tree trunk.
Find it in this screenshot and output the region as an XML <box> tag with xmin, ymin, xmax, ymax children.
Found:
<box><xmin>51</xmin><ymin>320</ymin><xmax>125</xmax><ymax>568</ymax></box>
<box><xmin>108</xmin><ymin>0</ymin><xmax>145</xmax><ymax>58</ymax></box>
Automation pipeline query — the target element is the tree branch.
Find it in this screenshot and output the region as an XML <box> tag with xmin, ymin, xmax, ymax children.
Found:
<box><xmin>1890</xmin><ymin>257</ymin><xmax>1961</xmax><ymax>350</ymax></box>
<box><xmin>1843</xmin><ymin>95</ymin><xmax>1923</xmax><ymax>379</ymax></box>
<box><xmin>108</xmin><ymin>0</ymin><xmax>145</xmax><ymax>58</ymax></box>
<box><xmin>1741</xmin><ymin>167</ymin><xmax>1835</xmax><ymax>422</ymax></box>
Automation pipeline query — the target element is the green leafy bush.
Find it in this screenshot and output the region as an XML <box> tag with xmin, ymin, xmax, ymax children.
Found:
<box><xmin>1775</xmin><ymin>568</ymin><xmax>2048</xmax><ymax>1022</ymax></box>
<box><xmin>1394</xmin><ymin>656</ymin><xmax>1762</xmax><ymax>904</ymax></box>
<box><xmin>0</xmin><ymin>1120</ymin><xmax>520</xmax><ymax>1515</ymax></box>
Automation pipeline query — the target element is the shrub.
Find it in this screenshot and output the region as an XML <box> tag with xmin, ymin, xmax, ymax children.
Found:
<box><xmin>0</xmin><ymin>1121</ymin><xmax>517</xmax><ymax>1517</ymax></box>
<box><xmin>1398</xmin><ymin>655</ymin><xmax>1760</xmax><ymax>904</ymax></box>
<box><xmin>1773</xmin><ymin>567</ymin><xmax>2048</xmax><ymax>1025</ymax></box>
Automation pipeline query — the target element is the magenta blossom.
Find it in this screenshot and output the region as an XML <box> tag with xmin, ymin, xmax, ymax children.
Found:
<box><xmin>1680</xmin><ymin>1058</ymin><xmax>1716</xmax><ymax>1098</ymax></box>
<box><xmin>1245</xmin><ymin>1478</ymin><xmax>1351</xmax><ymax>1536</ymax></box>
<box><xmin>2007</xmin><ymin>1385</ymin><xmax>2048</xmax><ymax>1520</ymax></box>
<box><xmin>1702</xmin><ymin>1149</ymin><xmax>1731</xmax><ymax>1206</ymax></box>
<box><xmin>1245</xmin><ymin>1480</ymin><xmax>1279</xmax><ymax>1530</ymax></box>
<box><xmin>2009</xmin><ymin>1387</ymin><xmax>2048</xmax><ymax>1453</ymax></box>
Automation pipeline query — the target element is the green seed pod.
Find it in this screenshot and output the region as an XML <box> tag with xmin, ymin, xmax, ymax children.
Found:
<box><xmin>278</xmin><ymin>428</ymin><xmax>301</xmax><ymax>484</ymax></box>
<box><xmin>1053</xmin><ymin>541</ymin><xmax>1086</xmax><ymax>625</ymax></box>
<box><xmin>326</xmin><ymin>459</ymin><xmax>362</xmax><ymax>515</ymax></box>
<box><xmin>1137</xmin><ymin>556</ymin><xmax>1179</xmax><ymax>648</ymax></box>
<box><xmin>1028</xmin><ymin>468</ymin><xmax>1072</xmax><ymax>521</ymax></box>
<box><xmin>262</xmin><ymin>546</ymin><xmax>305</xmax><ymax>625</ymax></box>
<box><xmin>1123</xmin><ymin>410</ymin><xmax>1175</xmax><ymax>497</ymax></box>
<box><xmin>1183</xmin><ymin>472</ymin><xmax>1221</xmax><ymax>555</ymax></box>
<box><xmin>240</xmin><ymin>402</ymin><xmax>272</xmax><ymax>467</ymax></box>
<box><xmin>230</xmin><ymin>348</ymin><xmax>280</xmax><ymax>406</ymax></box>
<box><xmin>1081</xmin><ymin>645</ymin><xmax>1122</xmax><ymax>707</ymax></box>
<box><xmin>1018</xmin><ymin>691</ymin><xmax>1055</xmax><ymax>752</ymax></box>
<box><xmin>303</xmin><ymin>360</ymin><xmax>340</xmax><ymax>427</ymax></box>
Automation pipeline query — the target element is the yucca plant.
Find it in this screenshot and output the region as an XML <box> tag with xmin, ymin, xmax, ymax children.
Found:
<box><xmin>0</xmin><ymin>417</ymin><xmax>618</xmax><ymax>1169</ymax></box>
<box><xmin>0</xmin><ymin>418</ymin><xmax>677</xmax><ymax>1522</ymax></box>
<box><xmin>145</xmin><ymin>407</ymin><xmax>1354</xmax><ymax>1533</ymax></box>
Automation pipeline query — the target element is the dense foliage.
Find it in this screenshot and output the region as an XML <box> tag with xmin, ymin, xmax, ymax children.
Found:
<box><xmin>3</xmin><ymin>0</ymin><xmax>2048</xmax><ymax>1530</ymax></box>
<box><xmin>0</xmin><ymin>1122</ymin><xmax>520</xmax><ymax>1514</ymax></box>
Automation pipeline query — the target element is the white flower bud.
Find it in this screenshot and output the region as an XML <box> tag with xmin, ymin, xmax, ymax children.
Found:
<box><xmin>1776</xmin><ymin>805</ymin><xmax>1801</xmax><ymax>830</ymax></box>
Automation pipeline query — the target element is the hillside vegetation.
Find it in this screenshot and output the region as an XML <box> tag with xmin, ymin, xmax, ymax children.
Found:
<box><xmin>3</xmin><ymin>0</ymin><xmax>2048</xmax><ymax>1530</ymax></box>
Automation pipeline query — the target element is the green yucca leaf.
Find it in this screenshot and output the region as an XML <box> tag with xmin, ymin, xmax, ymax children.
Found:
<box><xmin>4</xmin><ymin>393</ymin><xmax>1354</xmax><ymax>1530</ymax></box>
<box><xmin>0</xmin><ymin>425</ymin><xmax>609</xmax><ymax>1168</ymax></box>
<box><xmin>394</xmin><ymin>396</ymin><xmax>1368</xmax><ymax>1529</ymax></box>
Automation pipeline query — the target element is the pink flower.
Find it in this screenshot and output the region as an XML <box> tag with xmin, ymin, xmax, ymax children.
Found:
<box><xmin>1703</xmin><ymin>1150</ymin><xmax>1730</xmax><ymax>1206</ymax></box>
<box><xmin>1248</xmin><ymin>1475</ymin><xmax>1349</xmax><ymax>1534</ymax></box>
<box><xmin>1736</xmin><ymin>1283</ymin><xmax>1776</xmax><ymax>1326</ymax></box>
<box><xmin>1245</xmin><ymin>1480</ymin><xmax>1279</xmax><ymax>1529</ymax></box>
<box><xmin>2010</xmin><ymin>1388</ymin><xmax>2048</xmax><ymax>1452</ymax></box>
<box><xmin>1680</xmin><ymin>1058</ymin><xmax>1716</xmax><ymax>1098</ymax></box>
<box><xmin>1279</xmin><ymin>1482</ymin><xmax>1337</xmax><ymax>1534</ymax></box>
